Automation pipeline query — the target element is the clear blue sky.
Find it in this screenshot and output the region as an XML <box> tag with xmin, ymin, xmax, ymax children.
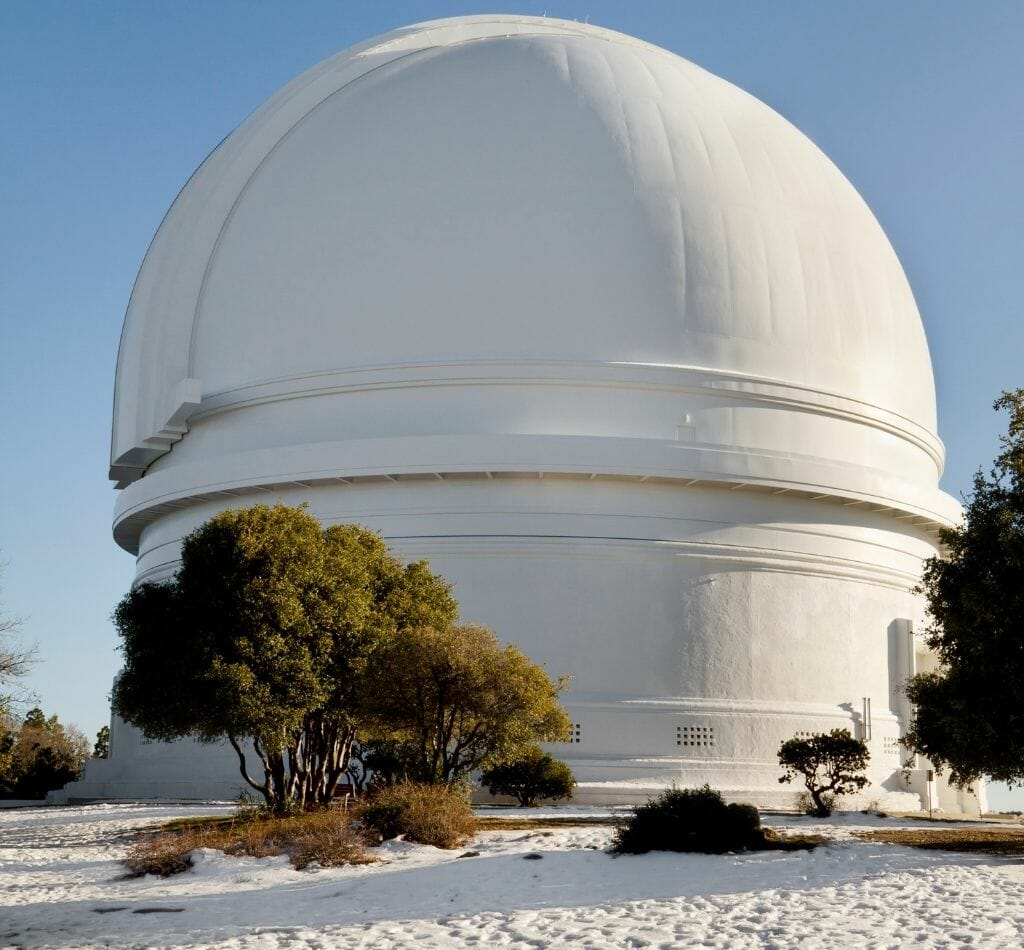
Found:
<box><xmin>2</xmin><ymin>2</ymin><xmax>1022</xmax><ymax>806</ymax></box>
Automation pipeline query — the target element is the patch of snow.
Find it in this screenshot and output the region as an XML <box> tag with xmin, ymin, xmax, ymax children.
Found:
<box><xmin>2</xmin><ymin>803</ymin><xmax>1023</xmax><ymax>948</ymax></box>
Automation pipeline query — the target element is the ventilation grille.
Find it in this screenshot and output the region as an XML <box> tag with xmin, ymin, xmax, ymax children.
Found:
<box><xmin>562</xmin><ymin>723</ymin><xmax>581</xmax><ymax>744</ymax></box>
<box><xmin>677</xmin><ymin>725</ymin><xmax>714</xmax><ymax>748</ymax></box>
<box><xmin>883</xmin><ymin>737</ymin><xmax>901</xmax><ymax>757</ymax></box>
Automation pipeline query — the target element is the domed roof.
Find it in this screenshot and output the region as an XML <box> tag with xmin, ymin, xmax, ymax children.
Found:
<box><xmin>112</xmin><ymin>15</ymin><xmax>939</xmax><ymax>490</ymax></box>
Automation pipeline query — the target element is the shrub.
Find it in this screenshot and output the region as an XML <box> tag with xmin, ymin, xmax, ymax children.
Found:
<box><xmin>123</xmin><ymin>809</ymin><xmax>374</xmax><ymax>876</ymax></box>
<box><xmin>480</xmin><ymin>747</ymin><xmax>576</xmax><ymax>806</ymax></box>
<box><xmin>778</xmin><ymin>729</ymin><xmax>870</xmax><ymax>817</ymax></box>
<box><xmin>287</xmin><ymin>811</ymin><xmax>375</xmax><ymax>869</ymax></box>
<box><xmin>355</xmin><ymin>782</ymin><xmax>477</xmax><ymax>849</ymax></box>
<box><xmin>124</xmin><ymin>831</ymin><xmax>199</xmax><ymax>877</ymax></box>
<box><xmin>611</xmin><ymin>784</ymin><xmax>762</xmax><ymax>854</ymax></box>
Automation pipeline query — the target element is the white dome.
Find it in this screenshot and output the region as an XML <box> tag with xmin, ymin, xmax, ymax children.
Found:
<box><xmin>92</xmin><ymin>16</ymin><xmax>974</xmax><ymax>811</ymax></box>
<box><xmin>112</xmin><ymin>16</ymin><xmax>945</xmax><ymax>505</ymax></box>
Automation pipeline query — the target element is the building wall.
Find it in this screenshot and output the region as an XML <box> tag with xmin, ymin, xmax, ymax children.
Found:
<box><xmin>62</xmin><ymin>475</ymin><xmax>950</xmax><ymax>811</ymax></box>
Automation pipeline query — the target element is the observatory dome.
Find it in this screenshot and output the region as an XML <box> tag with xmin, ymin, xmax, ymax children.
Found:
<box><xmin>112</xmin><ymin>15</ymin><xmax>950</xmax><ymax>510</ymax></box>
<box><xmin>90</xmin><ymin>15</ymin><xmax>974</xmax><ymax>811</ymax></box>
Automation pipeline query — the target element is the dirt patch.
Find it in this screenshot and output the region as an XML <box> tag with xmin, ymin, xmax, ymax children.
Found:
<box><xmin>476</xmin><ymin>816</ymin><xmax>620</xmax><ymax>830</ymax></box>
<box><xmin>856</xmin><ymin>827</ymin><xmax>1024</xmax><ymax>855</ymax></box>
<box><xmin>757</xmin><ymin>828</ymin><xmax>827</xmax><ymax>851</ymax></box>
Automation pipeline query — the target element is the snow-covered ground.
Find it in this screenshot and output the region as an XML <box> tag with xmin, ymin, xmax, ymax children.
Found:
<box><xmin>2</xmin><ymin>804</ymin><xmax>1024</xmax><ymax>948</ymax></box>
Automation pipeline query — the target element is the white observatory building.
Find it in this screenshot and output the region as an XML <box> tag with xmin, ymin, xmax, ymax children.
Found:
<box><xmin>64</xmin><ymin>15</ymin><xmax>980</xmax><ymax>811</ymax></box>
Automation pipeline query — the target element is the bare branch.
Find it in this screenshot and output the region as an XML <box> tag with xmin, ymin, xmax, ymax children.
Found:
<box><xmin>1</xmin><ymin>566</ymin><xmax>36</xmax><ymax>704</ymax></box>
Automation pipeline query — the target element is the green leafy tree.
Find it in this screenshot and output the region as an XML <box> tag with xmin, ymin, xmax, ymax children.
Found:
<box><xmin>480</xmin><ymin>745</ymin><xmax>576</xmax><ymax>806</ymax></box>
<box><xmin>0</xmin><ymin>709</ymin><xmax>16</xmax><ymax>790</ymax></box>
<box><xmin>904</xmin><ymin>390</ymin><xmax>1024</xmax><ymax>787</ymax></box>
<box><xmin>345</xmin><ymin>737</ymin><xmax>421</xmax><ymax>792</ymax></box>
<box><xmin>113</xmin><ymin>504</ymin><xmax>456</xmax><ymax>812</ymax></box>
<box><xmin>362</xmin><ymin>624</ymin><xmax>570</xmax><ymax>784</ymax></box>
<box><xmin>777</xmin><ymin>729</ymin><xmax>870</xmax><ymax>816</ymax></box>
<box><xmin>2</xmin><ymin>707</ymin><xmax>90</xmax><ymax>799</ymax></box>
<box><xmin>93</xmin><ymin>725</ymin><xmax>110</xmax><ymax>759</ymax></box>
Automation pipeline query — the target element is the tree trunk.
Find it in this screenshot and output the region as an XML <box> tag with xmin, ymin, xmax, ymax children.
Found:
<box><xmin>227</xmin><ymin>734</ymin><xmax>273</xmax><ymax>808</ymax></box>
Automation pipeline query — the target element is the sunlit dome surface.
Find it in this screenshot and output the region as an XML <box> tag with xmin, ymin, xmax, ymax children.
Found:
<box><xmin>112</xmin><ymin>14</ymin><xmax>940</xmax><ymax>490</ymax></box>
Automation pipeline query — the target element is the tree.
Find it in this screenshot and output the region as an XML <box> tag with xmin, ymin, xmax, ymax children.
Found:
<box><xmin>1</xmin><ymin>707</ymin><xmax>89</xmax><ymax>799</ymax></box>
<box><xmin>777</xmin><ymin>729</ymin><xmax>870</xmax><ymax>816</ymax></box>
<box><xmin>0</xmin><ymin>563</ymin><xmax>35</xmax><ymax>710</ymax></box>
<box><xmin>93</xmin><ymin>725</ymin><xmax>110</xmax><ymax>759</ymax></box>
<box><xmin>113</xmin><ymin>504</ymin><xmax>456</xmax><ymax>812</ymax></box>
<box><xmin>345</xmin><ymin>737</ymin><xmax>420</xmax><ymax>793</ymax></box>
<box><xmin>904</xmin><ymin>390</ymin><xmax>1024</xmax><ymax>787</ymax></box>
<box><xmin>480</xmin><ymin>746</ymin><xmax>576</xmax><ymax>806</ymax></box>
<box><xmin>361</xmin><ymin>624</ymin><xmax>570</xmax><ymax>784</ymax></box>
<box><xmin>0</xmin><ymin>709</ymin><xmax>16</xmax><ymax>790</ymax></box>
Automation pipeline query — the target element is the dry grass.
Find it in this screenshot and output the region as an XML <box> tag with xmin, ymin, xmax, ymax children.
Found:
<box><xmin>355</xmin><ymin>783</ymin><xmax>478</xmax><ymax>849</ymax></box>
<box><xmin>124</xmin><ymin>831</ymin><xmax>200</xmax><ymax>877</ymax></box>
<box><xmin>855</xmin><ymin>826</ymin><xmax>1024</xmax><ymax>855</ymax></box>
<box><xmin>124</xmin><ymin>809</ymin><xmax>375</xmax><ymax>877</ymax></box>
<box><xmin>126</xmin><ymin>803</ymin><xmax>831</xmax><ymax>877</ymax></box>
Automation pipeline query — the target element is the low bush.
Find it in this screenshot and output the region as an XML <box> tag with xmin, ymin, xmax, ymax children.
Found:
<box><xmin>355</xmin><ymin>782</ymin><xmax>477</xmax><ymax>849</ymax></box>
<box><xmin>480</xmin><ymin>747</ymin><xmax>576</xmax><ymax>806</ymax></box>
<box><xmin>611</xmin><ymin>784</ymin><xmax>763</xmax><ymax>854</ymax></box>
<box><xmin>287</xmin><ymin>811</ymin><xmax>375</xmax><ymax>869</ymax></box>
<box><xmin>124</xmin><ymin>830</ymin><xmax>201</xmax><ymax>877</ymax></box>
<box><xmin>123</xmin><ymin>809</ymin><xmax>374</xmax><ymax>877</ymax></box>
